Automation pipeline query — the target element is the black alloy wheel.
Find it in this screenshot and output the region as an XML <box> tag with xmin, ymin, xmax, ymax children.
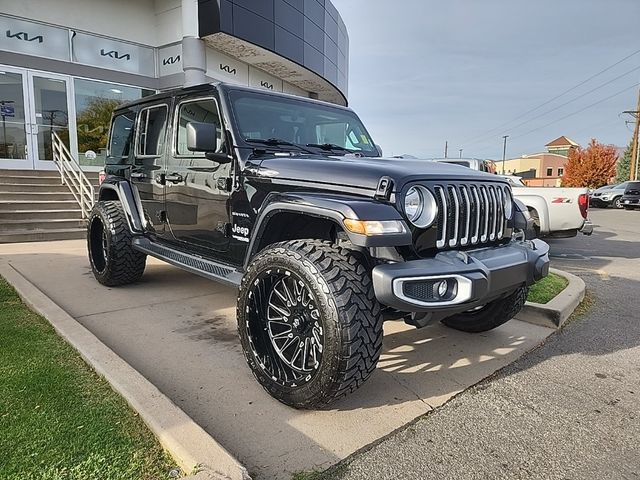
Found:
<box><xmin>246</xmin><ymin>269</ymin><xmax>324</xmax><ymax>387</ymax></box>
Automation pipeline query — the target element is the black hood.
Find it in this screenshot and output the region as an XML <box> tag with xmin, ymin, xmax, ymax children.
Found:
<box><xmin>251</xmin><ymin>154</ymin><xmax>506</xmax><ymax>192</ymax></box>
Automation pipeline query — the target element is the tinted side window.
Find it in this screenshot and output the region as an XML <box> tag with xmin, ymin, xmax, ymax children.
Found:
<box><xmin>175</xmin><ymin>99</ymin><xmax>223</xmax><ymax>155</ymax></box>
<box><xmin>108</xmin><ymin>110</ymin><xmax>135</xmax><ymax>162</ymax></box>
<box><xmin>136</xmin><ymin>105</ymin><xmax>168</xmax><ymax>157</ymax></box>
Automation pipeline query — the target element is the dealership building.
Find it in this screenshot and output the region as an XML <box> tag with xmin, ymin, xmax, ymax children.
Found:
<box><xmin>0</xmin><ymin>0</ymin><xmax>349</xmax><ymax>171</ymax></box>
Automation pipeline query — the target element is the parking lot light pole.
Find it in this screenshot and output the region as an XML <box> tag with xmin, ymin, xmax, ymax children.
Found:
<box><xmin>502</xmin><ymin>135</ymin><xmax>509</xmax><ymax>174</ymax></box>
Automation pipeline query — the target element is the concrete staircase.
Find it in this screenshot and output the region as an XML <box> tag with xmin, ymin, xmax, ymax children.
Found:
<box><xmin>0</xmin><ymin>169</ymin><xmax>100</xmax><ymax>243</ymax></box>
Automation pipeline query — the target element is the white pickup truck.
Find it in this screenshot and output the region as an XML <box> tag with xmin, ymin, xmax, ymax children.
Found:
<box><xmin>500</xmin><ymin>176</ymin><xmax>593</xmax><ymax>238</ymax></box>
<box><xmin>427</xmin><ymin>159</ymin><xmax>593</xmax><ymax>238</ymax></box>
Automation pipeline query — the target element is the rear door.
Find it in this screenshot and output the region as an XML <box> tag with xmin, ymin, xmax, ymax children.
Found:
<box><xmin>164</xmin><ymin>95</ymin><xmax>232</xmax><ymax>254</ymax></box>
<box><xmin>131</xmin><ymin>102</ymin><xmax>170</xmax><ymax>234</ymax></box>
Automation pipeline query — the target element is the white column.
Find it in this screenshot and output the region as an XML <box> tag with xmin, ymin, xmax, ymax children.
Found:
<box><xmin>181</xmin><ymin>0</ymin><xmax>206</xmax><ymax>86</ymax></box>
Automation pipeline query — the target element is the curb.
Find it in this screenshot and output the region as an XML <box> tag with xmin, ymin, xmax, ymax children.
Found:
<box><xmin>519</xmin><ymin>268</ymin><xmax>586</xmax><ymax>329</ymax></box>
<box><xmin>0</xmin><ymin>262</ymin><xmax>250</xmax><ymax>480</ymax></box>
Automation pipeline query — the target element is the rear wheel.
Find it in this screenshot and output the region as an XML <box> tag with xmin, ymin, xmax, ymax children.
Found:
<box><xmin>237</xmin><ymin>240</ymin><xmax>383</xmax><ymax>409</ymax></box>
<box><xmin>441</xmin><ymin>287</ymin><xmax>528</xmax><ymax>333</ymax></box>
<box><xmin>87</xmin><ymin>201</ymin><xmax>146</xmax><ymax>286</ymax></box>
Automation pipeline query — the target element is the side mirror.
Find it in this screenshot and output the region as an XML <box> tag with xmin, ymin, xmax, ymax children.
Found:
<box><xmin>186</xmin><ymin>122</ymin><xmax>232</xmax><ymax>164</ymax></box>
<box><xmin>375</xmin><ymin>144</ymin><xmax>384</xmax><ymax>157</ymax></box>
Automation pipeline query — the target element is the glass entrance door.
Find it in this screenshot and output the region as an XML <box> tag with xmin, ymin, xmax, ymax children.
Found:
<box><xmin>27</xmin><ymin>72</ymin><xmax>75</xmax><ymax>170</ymax></box>
<box><xmin>0</xmin><ymin>66</ymin><xmax>75</xmax><ymax>170</ymax></box>
<box><xmin>0</xmin><ymin>67</ymin><xmax>30</xmax><ymax>168</ymax></box>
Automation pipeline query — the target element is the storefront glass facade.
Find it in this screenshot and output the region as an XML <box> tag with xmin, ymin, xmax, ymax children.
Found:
<box><xmin>74</xmin><ymin>79</ymin><xmax>153</xmax><ymax>167</ymax></box>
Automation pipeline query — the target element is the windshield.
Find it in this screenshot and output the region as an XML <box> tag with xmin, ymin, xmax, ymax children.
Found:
<box><xmin>228</xmin><ymin>90</ymin><xmax>379</xmax><ymax>156</ymax></box>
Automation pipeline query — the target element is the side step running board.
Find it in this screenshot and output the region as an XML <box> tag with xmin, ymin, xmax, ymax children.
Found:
<box><xmin>132</xmin><ymin>237</ymin><xmax>242</xmax><ymax>288</ymax></box>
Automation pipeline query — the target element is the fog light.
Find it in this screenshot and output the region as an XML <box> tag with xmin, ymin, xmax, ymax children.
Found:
<box><xmin>436</xmin><ymin>280</ymin><xmax>448</xmax><ymax>298</ymax></box>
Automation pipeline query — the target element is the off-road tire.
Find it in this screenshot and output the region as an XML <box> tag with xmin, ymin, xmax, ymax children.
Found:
<box><xmin>237</xmin><ymin>239</ymin><xmax>384</xmax><ymax>409</ymax></box>
<box><xmin>441</xmin><ymin>286</ymin><xmax>528</xmax><ymax>333</ymax></box>
<box><xmin>87</xmin><ymin>200</ymin><xmax>146</xmax><ymax>287</ymax></box>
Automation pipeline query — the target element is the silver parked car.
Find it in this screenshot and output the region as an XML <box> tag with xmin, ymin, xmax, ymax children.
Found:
<box><xmin>590</xmin><ymin>182</ymin><xmax>629</xmax><ymax>209</ymax></box>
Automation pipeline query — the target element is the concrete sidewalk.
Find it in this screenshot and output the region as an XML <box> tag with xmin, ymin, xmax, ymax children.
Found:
<box><xmin>0</xmin><ymin>240</ymin><xmax>553</xmax><ymax>479</ymax></box>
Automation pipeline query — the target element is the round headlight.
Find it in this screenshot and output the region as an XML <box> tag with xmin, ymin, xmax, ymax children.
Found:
<box><xmin>504</xmin><ymin>188</ymin><xmax>514</xmax><ymax>219</ymax></box>
<box><xmin>404</xmin><ymin>185</ymin><xmax>438</xmax><ymax>228</ymax></box>
<box><xmin>404</xmin><ymin>187</ymin><xmax>423</xmax><ymax>222</ymax></box>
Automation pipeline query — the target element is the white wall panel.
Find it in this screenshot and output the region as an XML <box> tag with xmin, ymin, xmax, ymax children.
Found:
<box><xmin>2</xmin><ymin>0</ymin><xmax>158</xmax><ymax>46</ymax></box>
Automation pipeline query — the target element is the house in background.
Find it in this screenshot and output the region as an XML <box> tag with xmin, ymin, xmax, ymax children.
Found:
<box><xmin>499</xmin><ymin>136</ymin><xmax>578</xmax><ymax>187</ymax></box>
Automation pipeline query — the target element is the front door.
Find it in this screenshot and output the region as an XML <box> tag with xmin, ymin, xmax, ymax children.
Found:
<box><xmin>165</xmin><ymin>96</ymin><xmax>231</xmax><ymax>255</ymax></box>
<box><xmin>0</xmin><ymin>65</ymin><xmax>75</xmax><ymax>170</ymax></box>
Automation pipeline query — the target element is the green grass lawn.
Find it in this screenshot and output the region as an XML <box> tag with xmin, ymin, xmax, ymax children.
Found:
<box><xmin>527</xmin><ymin>273</ymin><xmax>569</xmax><ymax>304</ymax></box>
<box><xmin>0</xmin><ymin>277</ymin><xmax>176</xmax><ymax>480</ymax></box>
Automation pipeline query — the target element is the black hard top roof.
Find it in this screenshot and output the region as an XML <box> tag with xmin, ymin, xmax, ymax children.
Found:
<box><xmin>113</xmin><ymin>82</ymin><xmax>352</xmax><ymax>113</ymax></box>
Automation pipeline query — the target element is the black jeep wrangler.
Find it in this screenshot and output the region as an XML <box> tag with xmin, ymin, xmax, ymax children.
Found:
<box><xmin>88</xmin><ymin>83</ymin><xmax>550</xmax><ymax>409</ymax></box>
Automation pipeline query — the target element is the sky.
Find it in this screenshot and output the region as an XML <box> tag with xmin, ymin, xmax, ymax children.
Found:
<box><xmin>331</xmin><ymin>0</ymin><xmax>640</xmax><ymax>160</ymax></box>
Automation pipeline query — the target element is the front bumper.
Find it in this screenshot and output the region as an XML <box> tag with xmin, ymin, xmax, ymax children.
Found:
<box><xmin>372</xmin><ymin>239</ymin><xmax>550</xmax><ymax>313</ymax></box>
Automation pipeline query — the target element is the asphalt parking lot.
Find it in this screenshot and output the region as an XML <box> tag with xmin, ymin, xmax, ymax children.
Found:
<box><xmin>327</xmin><ymin>207</ymin><xmax>640</xmax><ymax>480</ymax></box>
<box><xmin>0</xmin><ymin>238</ymin><xmax>554</xmax><ymax>479</ymax></box>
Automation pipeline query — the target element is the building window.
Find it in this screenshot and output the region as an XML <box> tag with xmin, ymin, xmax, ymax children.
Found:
<box><xmin>74</xmin><ymin>79</ymin><xmax>154</xmax><ymax>167</ymax></box>
<box><xmin>546</xmin><ymin>168</ymin><xmax>553</xmax><ymax>176</ymax></box>
<box><xmin>558</xmin><ymin>168</ymin><xmax>564</xmax><ymax>176</ymax></box>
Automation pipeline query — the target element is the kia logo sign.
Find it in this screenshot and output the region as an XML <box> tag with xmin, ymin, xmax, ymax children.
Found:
<box><xmin>220</xmin><ymin>64</ymin><xmax>237</xmax><ymax>75</ymax></box>
<box><xmin>100</xmin><ymin>49</ymin><xmax>131</xmax><ymax>61</ymax></box>
<box><xmin>260</xmin><ymin>81</ymin><xmax>274</xmax><ymax>90</ymax></box>
<box><xmin>162</xmin><ymin>55</ymin><xmax>181</xmax><ymax>65</ymax></box>
<box><xmin>6</xmin><ymin>30</ymin><xmax>43</xmax><ymax>43</ymax></box>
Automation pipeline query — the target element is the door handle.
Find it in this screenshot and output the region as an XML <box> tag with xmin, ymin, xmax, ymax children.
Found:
<box><xmin>130</xmin><ymin>172</ymin><xmax>146</xmax><ymax>180</ymax></box>
<box><xmin>165</xmin><ymin>173</ymin><xmax>184</xmax><ymax>184</ymax></box>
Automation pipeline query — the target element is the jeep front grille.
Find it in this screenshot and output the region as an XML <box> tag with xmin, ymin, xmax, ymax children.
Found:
<box><xmin>432</xmin><ymin>183</ymin><xmax>509</xmax><ymax>249</ymax></box>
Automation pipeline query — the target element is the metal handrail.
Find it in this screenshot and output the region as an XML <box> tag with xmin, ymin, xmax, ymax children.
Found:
<box><xmin>51</xmin><ymin>131</ymin><xmax>95</xmax><ymax>219</ymax></box>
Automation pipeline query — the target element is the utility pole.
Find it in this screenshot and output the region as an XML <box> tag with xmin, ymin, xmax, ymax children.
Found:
<box><xmin>502</xmin><ymin>135</ymin><xmax>509</xmax><ymax>174</ymax></box>
<box><xmin>444</xmin><ymin>141</ymin><xmax>448</xmax><ymax>158</ymax></box>
<box><xmin>459</xmin><ymin>148</ymin><xmax>463</xmax><ymax>158</ymax></box>
<box><xmin>626</xmin><ymin>88</ymin><xmax>640</xmax><ymax>181</ymax></box>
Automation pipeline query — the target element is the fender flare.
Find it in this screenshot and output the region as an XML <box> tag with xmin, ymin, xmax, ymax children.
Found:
<box><xmin>244</xmin><ymin>192</ymin><xmax>412</xmax><ymax>269</ymax></box>
<box><xmin>98</xmin><ymin>180</ymin><xmax>146</xmax><ymax>233</ymax></box>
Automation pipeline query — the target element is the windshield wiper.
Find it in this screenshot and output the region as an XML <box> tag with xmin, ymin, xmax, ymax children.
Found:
<box><xmin>245</xmin><ymin>138</ymin><xmax>315</xmax><ymax>154</ymax></box>
<box><xmin>306</xmin><ymin>143</ymin><xmax>356</xmax><ymax>154</ymax></box>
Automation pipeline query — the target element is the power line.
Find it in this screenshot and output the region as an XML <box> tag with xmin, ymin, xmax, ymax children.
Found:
<box><xmin>459</xmin><ymin>48</ymin><xmax>640</xmax><ymax>145</ymax></box>
<box><xmin>509</xmin><ymin>82</ymin><xmax>640</xmax><ymax>140</ymax></box>
<box><xmin>498</xmin><ymin>65</ymin><xmax>640</xmax><ymax>137</ymax></box>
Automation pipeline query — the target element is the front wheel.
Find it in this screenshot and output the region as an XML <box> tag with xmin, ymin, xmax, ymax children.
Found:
<box><xmin>237</xmin><ymin>240</ymin><xmax>383</xmax><ymax>409</ymax></box>
<box><xmin>441</xmin><ymin>287</ymin><xmax>528</xmax><ymax>333</ymax></box>
<box><xmin>613</xmin><ymin>197</ymin><xmax>623</xmax><ymax>209</ymax></box>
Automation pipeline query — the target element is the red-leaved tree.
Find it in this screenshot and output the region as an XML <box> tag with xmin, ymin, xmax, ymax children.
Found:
<box><xmin>561</xmin><ymin>139</ymin><xmax>618</xmax><ymax>188</ymax></box>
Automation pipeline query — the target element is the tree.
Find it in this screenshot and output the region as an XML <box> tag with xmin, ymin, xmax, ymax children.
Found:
<box><xmin>76</xmin><ymin>98</ymin><xmax>123</xmax><ymax>154</ymax></box>
<box><xmin>616</xmin><ymin>140</ymin><xmax>633</xmax><ymax>183</ymax></box>
<box><xmin>561</xmin><ymin>138</ymin><xmax>618</xmax><ymax>188</ymax></box>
